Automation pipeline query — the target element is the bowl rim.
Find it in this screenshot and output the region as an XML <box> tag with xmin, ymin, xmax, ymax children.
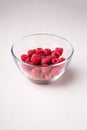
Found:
<box><xmin>11</xmin><ymin>33</ymin><xmax>74</xmax><ymax>67</ymax></box>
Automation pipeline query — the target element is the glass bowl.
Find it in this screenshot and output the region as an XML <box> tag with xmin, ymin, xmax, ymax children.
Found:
<box><xmin>11</xmin><ymin>33</ymin><xmax>74</xmax><ymax>84</ymax></box>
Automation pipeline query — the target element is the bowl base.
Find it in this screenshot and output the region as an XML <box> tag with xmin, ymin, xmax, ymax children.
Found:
<box><xmin>29</xmin><ymin>71</ymin><xmax>65</xmax><ymax>85</ymax></box>
<box><xmin>29</xmin><ymin>79</ymin><xmax>53</xmax><ymax>85</ymax></box>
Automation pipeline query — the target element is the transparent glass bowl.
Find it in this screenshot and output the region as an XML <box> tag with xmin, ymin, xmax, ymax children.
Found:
<box><xmin>11</xmin><ymin>33</ymin><xmax>74</xmax><ymax>84</ymax></box>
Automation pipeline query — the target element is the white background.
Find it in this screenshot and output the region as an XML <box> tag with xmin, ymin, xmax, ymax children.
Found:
<box><xmin>0</xmin><ymin>0</ymin><xmax>87</xmax><ymax>130</ymax></box>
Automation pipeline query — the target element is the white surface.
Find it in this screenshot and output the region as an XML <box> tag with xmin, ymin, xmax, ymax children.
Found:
<box><xmin>0</xmin><ymin>0</ymin><xmax>87</xmax><ymax>130</ymax></box>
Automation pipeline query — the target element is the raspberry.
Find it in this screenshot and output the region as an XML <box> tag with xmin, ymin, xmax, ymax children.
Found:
<box><xmin>51</xmin><ymin>67</ymin><xmax>59</xmax><ymax>76</ymax></box>
<box><xmin>21</xmin><ymin>54</ymin><xmax>28</xmax><ymax>62</ymax></box>
<box><xmin>46</xmin><ymin>55</ymin><xmax>52</xmax><ymax>64</ymax></box>
<box><xmin>25</xmin><ymin>57</ymin><xmax>31</xmax><ymax>63</ymax></box>
<box><xmin>27</xmin><ymin>49</ymin><xmax>36</xmax><ymax>57</ymax></box>
<box><xmin>59</xmin><ymin>57</ymin><xmax>66</xmax><ymax>62</ymax></box>
<box><xmin>52</xmin><ymin>58</ymin><xmax>59</xmax><ymax>64</ymax></box>
<box><xmin>55</xmin><ymin>47</ymin><xmax>63</xmax><ymax>55</ymax></box>
<box><xmin>31</xmin><ymin>54</ymin><xmax>41</xmax><ymax>65</ymax></box>
<box><xmin>41</xmin><ymin>55</ymin><xmax>52</xmax><ymax>66</ymax></box>
<box><xmin>42</xmin><ymin>67</ymin><xmax>50</xmax><ymax>73</ymax></box>
<box><xmin>40</xmin><ymin>73</ymin><xmax>45</xmax><ymax>80</ymax></box>
<box><xmin>45</xmin><ymin>73</ymin><xmax>52</xmax><ymax>80</ymax></box>
<box><xmin>41</xmin><ymin>58</ymin><xmax>48</xmax><ymax>66</ymax></box>
<box><xmin>36</xmin><ymin>48</ymin><xmax>44</xmax><ymax>54</ymax></box>
<box><xmin>30</xmin><ymin>67</ymin><xmax>40</xmax><ymax>78</ymax></box>
<box><xmin>41</xmin><ymin>55</ymin><xmax>45</xmax><ymax>59</ymax></box>
<box><xmin>44</xmin><ymin>48</ymin><xmax>51</xmax><ymax>56</ymax></box>
<box><xmin>51</xmin><ymin>51</ymin><xmax>60</xmax><ymax>58</ymax></box>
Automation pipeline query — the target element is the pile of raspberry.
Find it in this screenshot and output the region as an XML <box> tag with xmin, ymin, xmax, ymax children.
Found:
<box><xmin>21</xmin><ymin>47</ymin><xmax>65</xmax><ymax>66</ymax></box>
<box><xmin>21</xmin><ymin>47</ymin><xmax>66</xmax><ymax>80</ymax></box>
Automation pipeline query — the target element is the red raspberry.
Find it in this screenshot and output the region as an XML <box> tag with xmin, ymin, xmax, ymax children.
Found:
<box><xmin>59</xmin><ymin>57</ymin><xmax>66</xmax><ymax>62</ymax></box>
<box><xmin>40</xmin><ymin>73</ymin><xmax>45</xmax><ymax>80</ymax></box>
<box><xmin>25</xmin><ymin>57</ymin><xmax>31</xmax><ymax>63</ymax></box>
<box><xmin>41</xmin><ymin>55</ymin><xmax>52</xmax><ymax>66</ymax></box>
<box><xmin>51</xmin><ymin>51</ymin><xmax>60</xmax><ymax>58</ymax></box>
<box><xmin>52</xmin><ymin>58</ymin><xmax>59</xmax><ymax>64</ymax></box>
<box><xmin>42</xmin><ymin>67</ymin><xmax>50</xmax><ymax>73</ymax></box>
<box><xmin>46</xmin><ymin>55</ymin><xmax>52</xmax><ymax>64</ymax></box>
<box><xmin>21</xmin><ymin>54</ymin><xmax>28</xmax><ymax>62</ymax></box>
<box><xmin>41</xmin><ymin>58</ymin><xmax>48</xmax><ymax>66</ymax></box>
<box><xmin>55</xmin><ymin>47</ymin><xmax>63</xmax><ymax>55</ymax></box>
<box><xmin>44</xmin><ymin>48</ymin><xmax>51</xmax><ymax>56</ymax></box>
<box><xmin>45</xmin><ymin>73</ymin><xmax>52</xmax><ymax>80</ymax></box>
<box><xmin>36</xmin><ymin>48</ymin><xmax>44</xmax><ymax>54</ymax></box>
<box><xmin>51</xmin><ymin>67</ymin><xmax>59</xmax><ymax>76</ymax></box>
<box><xmin>31</xmin><ymin>54</ymin><xmax>41</xmax><ymax>65</ymax></box>
<box><xmin>27</xmin><ymin>49</ymin><xmax>36</xmax><ymax>57</ymax></box>
<box><xmin>41</xmin><ymin>55</ymin><xmax>45</xmax><ymax>59</ymax></box>
<box><xmin>30</xmin><ymin>67</ymin><xmax>40</xmax><ymax>78</ymax></box>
